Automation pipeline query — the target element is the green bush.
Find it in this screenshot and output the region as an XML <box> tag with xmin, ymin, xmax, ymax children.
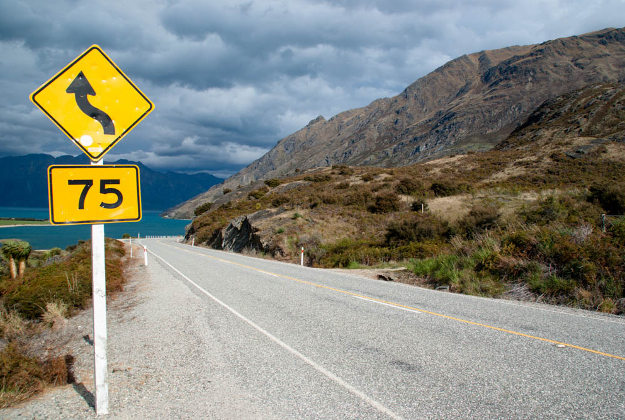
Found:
<box><xmin>430</xmin><ymin>180</ymin><xmax>470</xmax><ymax>197</ymax></box>
<box><xmin>332</xmin><ymin>165</ymin><xmax>354</xmax><ymax>175</ymax></box>
<box><xmin>194</xmin><ymin>202</ymin><xmax>213</xmax><ymax>216</ymax></box>
<box><xmin>368</xmin><ymin>193</ymin><xmax>401</xmax><ymax>213</ymax></box>
<box><xmin>1</xmin><ymin>239</ymin><xmax>125</xmax><ymax>320</ymax></box>
<box><xmin>459</xmin><ymin>205</ymin><xmax>500</xmax><ymax>237</ymax></box>
<box><xmin>395</xmin><ymin>178</ymin><xmax>424</xmax><ymax>195</ymax></box>
<box><xmin>248</xmin><ymin>187</ymin><xmax>268</xmax><ymax>200</ymax></box>
<box><xmin>264</xmin><ymin>179</ymin><xmax>281</xmax><ymax>188</ymax></box>
<box><xmin>411</xmin><ymin>199</ymin><xmax>429</xmax><ymax>212</ymax></box>
<box><xmin>271</xmin><ymin>195</ymin><xmax>290</xmax><ymax>207</ymax></box>
<box><xmin>385</xmin><ymin>214</ymin><xmax>449</xmax><ymax>246</ymax></box>
<box><xmin>588</xmin><ymin>184</ymin><xmax>625</xmax><ymax>214</ymax></box>
<box><xmin>521</xmin><ymin>196</ymin><xmax>566</xmax><ymax>225</ymax></box>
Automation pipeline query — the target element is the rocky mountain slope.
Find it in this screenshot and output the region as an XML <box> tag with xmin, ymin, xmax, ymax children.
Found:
<box><xmin>182</xmin><ymin>82</ymin><xmax>625</xmax><ymax>313</ymax></box>
<box><xmin>167</xmin><ymin>27</ymin><xmax>625</xmax><ymax>219</ymax></box>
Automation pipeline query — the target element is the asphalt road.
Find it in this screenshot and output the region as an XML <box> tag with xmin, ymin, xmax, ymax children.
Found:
<box><xmin>142</xmin><ymin>237</ymin><xmax>625</xmax><ymax>419</ymax></box>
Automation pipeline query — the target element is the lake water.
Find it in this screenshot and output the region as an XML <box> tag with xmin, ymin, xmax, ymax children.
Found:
<box><xmin>0</xmin><ymin>207</ymin><xmax>191</xmax><ymax>249</ymax></box>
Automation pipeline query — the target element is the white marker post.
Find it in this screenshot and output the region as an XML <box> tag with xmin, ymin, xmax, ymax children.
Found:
<box><xmin>129</xmin><ymin>237</ymin><xmax>133</xmax><ymax>258</ymax></box>
<box><xmin>301</xmin><ymin>246</ymin><xmax>304</xmax><ymax>266</ymax></box>
<box><xmin>91</xmin><ymin>159</ymin><xmax>109</xmax><ymax>416</ymax></box>
<box><xmin>143</xmin><ymin>245</ymin><xmax>148</xmax><ymax>266</ymax></box>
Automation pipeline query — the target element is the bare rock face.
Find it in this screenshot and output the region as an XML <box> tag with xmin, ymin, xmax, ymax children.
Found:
<box><xmin>167</xmin><ymin>27</ymin><xmax>625</xmax><ymax>218</ymax></box>
<box><xmin>186</xmin><ymin>209</ymin><xmax>283</xmax><ymax>255</ymax></box>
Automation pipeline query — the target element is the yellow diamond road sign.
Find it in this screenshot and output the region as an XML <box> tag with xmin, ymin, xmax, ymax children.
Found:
<box><xmin>31</xmin><ymin>45</ymin><xmax>153</xmax><ymax>161</ymax></box>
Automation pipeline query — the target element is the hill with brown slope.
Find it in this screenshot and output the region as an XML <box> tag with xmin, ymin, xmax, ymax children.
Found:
<box><xmin>184</xmin><ymin>82</ymin><xmax>625</xmax><ymax>314</ymax></box>
<box><xmin>167</xmin><ymin>27</ymin><xmax>625</xmax><ymax>219</ymax></box>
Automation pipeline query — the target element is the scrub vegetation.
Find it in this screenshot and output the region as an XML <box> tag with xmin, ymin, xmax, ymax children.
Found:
<box><xmin>189</xmin><ymin>83</ymin><xmax>625</xmax><ymax>314</ymax></box>
<box><xmin>0</xmin><ymin>238</ymin><xmax>128</xmax><ymax>407</ymax></box>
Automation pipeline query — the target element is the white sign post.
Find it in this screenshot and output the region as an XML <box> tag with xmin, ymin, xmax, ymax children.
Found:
<box><xmin>91</xmin><ymin>160</ymin><xmax>109</xmax><ymax>415</ymax></box>
<box><xmin>31</xmin><ymin>45</ymin><xmax>153</xmax><ymax>416</ymax></box>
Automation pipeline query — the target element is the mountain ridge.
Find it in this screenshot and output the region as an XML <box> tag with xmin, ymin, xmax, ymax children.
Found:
<box><xmin>0</xmin><ymin>154</ymin><xmax>223</xmax><ymax>211</ymax></box>
<box><xmin>166</xmin><ymin>27</ymin><xmax>625</xmax><ymax>218</ymax></box>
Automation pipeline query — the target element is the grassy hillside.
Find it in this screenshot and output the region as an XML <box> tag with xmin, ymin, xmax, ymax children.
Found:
<box><xmin>188</xmin><ymin>83</ymin><xmax>625</xmax><ymax>314</ymax></box>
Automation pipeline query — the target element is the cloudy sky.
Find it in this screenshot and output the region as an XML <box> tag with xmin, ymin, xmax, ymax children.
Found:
<box><xmin>1</xmin><ymin>0</ymin><xmax>624</xmax><ymax>177</ymax></box>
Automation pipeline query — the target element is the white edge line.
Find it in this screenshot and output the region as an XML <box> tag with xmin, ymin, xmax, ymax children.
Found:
<box><xmin>147</xmin><ymin>247</ymin><xmax>403</xmax><ymax>420</ymax></box>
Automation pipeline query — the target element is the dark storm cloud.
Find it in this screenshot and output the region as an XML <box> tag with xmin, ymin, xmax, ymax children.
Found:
<box><xmin>1</xmin><ymin>0</ymin><xmax>625</xmax><ymax>176</ymax></box>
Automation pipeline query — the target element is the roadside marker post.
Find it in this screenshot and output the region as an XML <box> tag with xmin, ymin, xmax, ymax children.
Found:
<box><xmin>143</xmin><ymin>245</ymin><xmax>148</xmax><ymax>266</ymax></box>
<box><xmin>301</xmin><ymin>247</ymin><xmax>304</xmax><ymax>266</ymax></box>
<box><xmin>30</xmin><ymin>45</ymin><xmax>152</xmax><ymax>417</ymax></box>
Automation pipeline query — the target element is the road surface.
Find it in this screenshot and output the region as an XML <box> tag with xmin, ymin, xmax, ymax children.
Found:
<box><xmin>142</xmin><ymin>237</ymin><xmax>625</xmax><ymax>419</ymax></box>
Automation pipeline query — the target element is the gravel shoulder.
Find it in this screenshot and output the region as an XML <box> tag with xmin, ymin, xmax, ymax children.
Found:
<box><xmin>0</xmin><ymin>244</ymin><xmax>270</xmax><ymax>419</ymax></box>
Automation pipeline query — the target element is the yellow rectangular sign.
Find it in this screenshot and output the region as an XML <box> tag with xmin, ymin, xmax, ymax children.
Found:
<box><xmin>48</xmin><ymin>165</ymin><xmax>141</xmax><ymax>225</ymax></box>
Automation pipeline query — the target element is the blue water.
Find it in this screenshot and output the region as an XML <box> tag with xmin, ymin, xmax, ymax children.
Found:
<box><xmin>0</xmin><ymin>207</ymin><xmax>190</xmax><ymax>249</ymax></box>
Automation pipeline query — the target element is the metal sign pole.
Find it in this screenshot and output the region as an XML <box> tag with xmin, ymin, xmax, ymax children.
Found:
<box><xmin>91</xmin><ymin>159</ymin><xmax>109</xmax><ymax>415</ymax></box>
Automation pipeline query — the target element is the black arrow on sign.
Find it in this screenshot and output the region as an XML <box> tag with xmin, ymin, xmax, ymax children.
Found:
<box><xmin>66</xmin><ymin>71</ymin><xmax>115</xmax><ymax>135</ymax></box>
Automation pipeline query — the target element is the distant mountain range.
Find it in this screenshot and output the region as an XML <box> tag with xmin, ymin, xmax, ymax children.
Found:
<box><xmin>166</xmin><ymin>27</ymin><xmax>625</xmax><ymax>218</ymax></box>
<box><xmin>0</xmin><ymin>154</ymin><xmax>223</xmax><ymax>211</ymax></box>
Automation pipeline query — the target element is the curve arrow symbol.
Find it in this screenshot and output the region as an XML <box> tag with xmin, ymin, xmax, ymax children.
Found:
<box><xmin>66</xmin><ymin>71</ymin><xmax>115</xmax><ymax>135</ymax></box>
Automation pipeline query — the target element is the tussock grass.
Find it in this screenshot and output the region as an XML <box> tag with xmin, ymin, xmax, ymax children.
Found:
<box><xmin>0</xmin><ymin>238</ymin><xmax>128</xmax><ymax>407</ymax></box>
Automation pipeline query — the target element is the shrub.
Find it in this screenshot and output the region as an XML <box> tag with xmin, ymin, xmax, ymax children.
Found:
<box><xmin>194</xmin><ymin>202</ymin><xmax>213</xmax><ymax>216</ymax></box>
<box><xmin>430</xmin><ymin>180</ymin><xmax>469</xmax><ymax>197</ymax></box>
<box><xmin>271</xmin><ymin>195</ymin><xmax>290</xmax><ymax>207</ymax></box>
<box><xmin>385</xmin><ymin>215</ymin><xmax>449</xmax><ymax>246</ymax></box>
<box><xmin>2</xmin><ymin>239</ymin><xmax>125</xmax><ymax>320</ymax></box>
<box><xmin>248</xmin><ymin>187</ymin><xmax>268</xmax><ymax>200</ymax></box>
<box><xmin>610</xmin><ymin>217</ymin><xmax>625</xmax><ymax>243</ymax></box>
<box><xmin>588</xmin><ymin>184</ymin><xmax>625</xmax><ymax>214</ymax></box>
<box><xmin>264</xmin><ymin>179</ymin><xmax>281</xmax><ymax>188</ymax></box>
<box><xmin>459</xmin><ymin>205</ymin><xmax>500</xmax><ymax>237</ymax></box>
<box><xmin>361</xmin><ymin>174</ymin><xmax>374</xmax><ymax>182</ymax></box>
<box><xmin>411</xmin><ymin>200</ymin><xmax>429</xmax><ymax>213</ymax></box>
<box><xmin>332</xmin><ymin>165</ymin><xmax>354</xmax><ymax>175</ymax></box>
<box><xmin>343</xmin><ymin>190</ymin><xmax>373</xmax><ymax>208</ymax></box>
<box><xmin>223</xmin><ymin>188</ymin><xmax>232</xmax><ymax>194</ymax></box>
<box><xmin>368</xmin><ymin>193</ymin><xmax>401</xmax><ymax>213</ymax></box>
<box><xmin>521</xmin><ymin>196</ymin><xmax>567</xmax><ymax>225</ymax></box>
<box><xmin>304</xmin><ymin>174</ymin><xmax>332</xmax><ymax>183</ymax></box>
<box><xmin>0</xmin><ymin>342</ymin><xmax>72</xmax><ymax>408</ymax></box>
<box><xmin>395</xmin><ymin>178</ymin><xmax>424</xmax><ymax>195</ymax></box>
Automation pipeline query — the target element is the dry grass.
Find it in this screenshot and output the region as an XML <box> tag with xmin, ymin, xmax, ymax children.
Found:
<box><xmin>41</xmin><ymin>301</ymin><xmax>68</xmax><ymax>330</ymax></box>
<box><xmin>0</xmin><ymin>308</ymin><xmax>28</xmax><ymax>341</ymax></box>
<box><xmin>427</xmin><ymin>194</ymin><xmax>473</xmax><ymax>222</ymax></box>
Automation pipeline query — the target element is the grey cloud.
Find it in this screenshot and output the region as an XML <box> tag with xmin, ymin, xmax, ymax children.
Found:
<box><xmin>1</xmin><ymin>0</ymin><xmax>625</xmax><ymax>178</ymax></box>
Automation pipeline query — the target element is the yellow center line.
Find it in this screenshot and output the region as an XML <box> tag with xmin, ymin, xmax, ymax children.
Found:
<box><xmin>177</xmin><ymin>244</ymin><xmax>625</xmax><ymax>362</ymax></box>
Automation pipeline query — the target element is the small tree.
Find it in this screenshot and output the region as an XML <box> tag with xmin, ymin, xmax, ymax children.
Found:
<box><xmin>1</xmin><ymin>240</ymin><xmax>32</xmax><ymax>279</ymax></box>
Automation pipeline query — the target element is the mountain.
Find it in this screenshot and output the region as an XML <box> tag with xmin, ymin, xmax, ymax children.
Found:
<box><xmin>166</xmin><ymin>27</ymin><xmax>625</xmax><ymax>218</ymax></box>
<box><xmin>182</xmin><ymin>81</ymin><xmax>625</xmax><ymax>314</ymax></box>
<box><xmin>0</xmin><ymin>154</ymin><xmax>223</xmax><ymax>211</ymax></box>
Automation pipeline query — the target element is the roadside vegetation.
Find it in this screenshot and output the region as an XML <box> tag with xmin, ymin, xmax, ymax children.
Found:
<box><xmin>188</xmin><ymin>83</ymin><xmax>625</xmax><ymax>315</ymax></box>
<box><xmin>0</xmin><ymin>238</ymin><xmax>127</xmax><ymax>407</ymax></box>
